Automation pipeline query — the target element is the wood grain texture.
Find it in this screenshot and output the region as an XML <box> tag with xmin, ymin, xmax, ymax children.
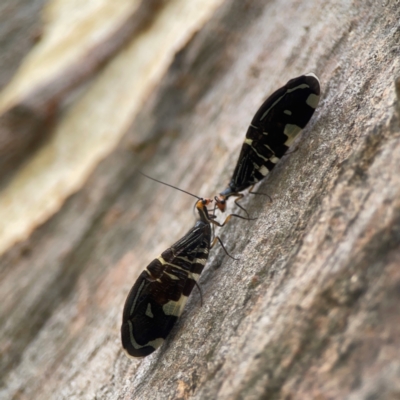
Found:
<box><xmin>1</xmin><ymin>0</ymin><xmax>400</xmax><ymax>399</ymax></box>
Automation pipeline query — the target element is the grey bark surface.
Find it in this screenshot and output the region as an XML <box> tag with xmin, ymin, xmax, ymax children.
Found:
<box><xmin>1</xmin><ymin>0</ymin><xmax>400</xmax><ymax>399</ymax></box>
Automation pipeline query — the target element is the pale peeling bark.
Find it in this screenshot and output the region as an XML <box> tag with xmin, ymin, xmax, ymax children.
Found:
<box><xmin>0</xmin><ymin>0</ymin><xmax>164</xmax><ymax>180</ymax></box>
<box><xmin>1</xmin><ymin>0</ymin><xmax>400</xmax><ymax>399</ymax></box>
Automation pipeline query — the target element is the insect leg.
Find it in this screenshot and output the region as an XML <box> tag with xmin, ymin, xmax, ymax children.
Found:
<box><xmin>210</xmin><ymin>236</ymin><xmax>238</xmax><ymax>260</ymax></box>
<box><xmin>232</xmin><ymin>193</ymin><xmax>249</xmax><ymax>218</ymax></box>
<box><xmin>248</xmin><ymin>185</ymin><xmax>273</xmax><ymax>203</ymax></box>
<box><xmin>210</xmin><ymin>212</ymin><xmax>256</xmax><ymax>228</ymax></box>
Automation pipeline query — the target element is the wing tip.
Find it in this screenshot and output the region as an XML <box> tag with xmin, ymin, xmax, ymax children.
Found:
<box><xmin>305</xmin><ymin>72</ymin><xmax>320</xmax><ymax>83</ymax></box>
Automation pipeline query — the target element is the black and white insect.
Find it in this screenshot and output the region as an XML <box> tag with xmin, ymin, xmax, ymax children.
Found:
<box><xmin>215</xmin><ymin>73</ymin><xmax>321</xmax><ymax>213</ymax></box>
<box><xmin>121</xmin><ymin>175</ymin><xmax>251</xmax><ymax>358</ymax></box>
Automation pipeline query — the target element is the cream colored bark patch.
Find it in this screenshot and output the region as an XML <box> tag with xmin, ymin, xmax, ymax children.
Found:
<box><xmin>0</xmin><ymin>0</ymin><xmax>224</xmax><ymax>256</ymax></box>
<box><xmin>0</xmin><ymin>0</ymin><xmax>142</xmax><ymax>109</ymax></box>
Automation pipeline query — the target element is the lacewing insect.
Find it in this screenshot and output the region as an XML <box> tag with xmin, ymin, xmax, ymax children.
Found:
<box><xmin>121</xmin><ymin>174</ymin><xmax>252</xmax><ymax>358</ymax></box>
<box><xmin>215</xmin><ymin>73</ymin><xmax>321</xmax><ymax>213</ymax></box>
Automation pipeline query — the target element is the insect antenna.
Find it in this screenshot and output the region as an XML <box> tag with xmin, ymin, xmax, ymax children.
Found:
<box><xmin>139</xmin><ymin>171</ymin><xmax>201</xmax><ymax>200</ymax></box>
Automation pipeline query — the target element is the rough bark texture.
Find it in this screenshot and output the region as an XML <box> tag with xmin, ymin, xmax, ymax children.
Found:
<box><xmin>1</xmin><ymin>0</ymin><xmax>400</xmax><ymax>399</ymax></box>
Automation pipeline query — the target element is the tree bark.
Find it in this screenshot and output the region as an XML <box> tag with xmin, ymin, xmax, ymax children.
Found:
<box><xmin>1</xmin><ymin>0</ymin><xmax>400</xmax><ymax>399</ymax></box>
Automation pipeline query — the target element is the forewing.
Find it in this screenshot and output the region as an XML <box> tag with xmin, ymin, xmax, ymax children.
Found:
<box><xmin>121</xmin><ymin>223</ymin><xmax>210</xmax><ymax>357</ymax></box>
<box><xmin>230</xmin><ymin>74</ymin><xmax>320</xmax><ymax>191</ymax></box>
